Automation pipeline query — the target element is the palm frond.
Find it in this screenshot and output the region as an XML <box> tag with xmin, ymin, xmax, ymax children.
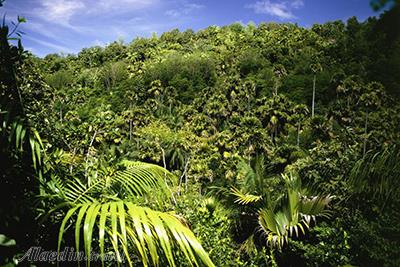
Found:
<box><xmin>54</xmin><ymin>161</ymin><xmax>214</xmax><ymax>266</ymax></box>
<box><xmin>257</xmin><ymin>173</ymin><xmax>331</xmax><ymax>248</ymax></box>
<box><xmin>5</xmin><ymin>118</ymin><xmax>44</xmax><ymax>171</ymax></box>
<box><xmin>65</xmin><ymin>176</ymin><xmax>99</xmax><ymax>204</ymax></box>
<box><xmin>62</xmin><ymin>161</ymin><xmax>176</xmax><ymax>204</ymax></box>
<box><xmin>230</xmin><ymin>187</ymin><xmax>262</xmax><ymax>205</ymax></box>
<box><xmin>258</xmin><ymin>208</ymin><xmax>287</xmax><ymax>249</ymax></box>
<box><xmin>349</xmin><ymin>145</ymin><xmax>400</xmax><ymax>200</ymax></box>
<box><xmin>58</xmin><ymin>201</ymin><xmax>215</xmax><ymax>267</ymax></box>
<box><xmin>299</xmin><ymin>195</ymin><xmax>332</xmax><ymax>223</ymax></box>
<box><xmin>258</xmin><ymin>208</ymin><xmax>307</xmax><ymax>249</ymax></box>
<box><xmin>115</xmin><ymin>160</ymin><xmax>175</xmax><ymax>196</ymax></box>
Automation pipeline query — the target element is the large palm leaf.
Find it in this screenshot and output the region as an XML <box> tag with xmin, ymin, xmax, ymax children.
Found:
<box><xmin>54</xmin><ymin>161</ymin><xmax>214</xmax><ymax>267</ymax></box>
<box><xmin>58</xmin><ymin>201</ymin><xmax>215</xmax><ymax>267</ymax></box>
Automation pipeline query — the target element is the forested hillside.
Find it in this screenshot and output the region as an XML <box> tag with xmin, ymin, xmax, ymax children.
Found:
<box><xmin>1</xmin><ymin>1</ymin><xmax>400</xmax><ymax>266</ymax></box>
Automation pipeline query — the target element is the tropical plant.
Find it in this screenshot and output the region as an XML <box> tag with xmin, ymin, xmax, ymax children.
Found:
<box><xmin>45</xmin><ymin>160</ymin><xmax>214</xmax><ymax>267</ymax></box>
<box><xmin>224</xmin><ymin>156</ymin><xmax>331</xmax><ymax>249</ymax></box>
<box><xmin>257</xmin><ymin>173</ymin><xmax>331</xmax><ymax>248</ymax></box>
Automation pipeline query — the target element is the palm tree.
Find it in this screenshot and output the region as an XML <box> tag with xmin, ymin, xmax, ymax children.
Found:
<box><xmin>44</xmin><ymin>161</ymin><xmax>214</xmax><ymax>267</ymax></box>
<box><xmin>225</xmin><ymin>156</ymin><xmax>331</xmax><ymax>249</ymax></box>
<box><xmin>310</xmin><ymin>63</ymin><xmax>323</xmax><ymax>117</ymax></box>
<box><xmin>272</xmin><ymin>64</ymin><xmax>287</xmax><ymax>95</ymax></box>
<box><xmin>290</xmin><ymin>104</ymin><xmax>309</xmax><ymax>147</ymax></box>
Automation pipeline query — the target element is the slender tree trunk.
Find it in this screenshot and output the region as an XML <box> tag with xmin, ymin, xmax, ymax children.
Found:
<box><xmin>129</xmin><ymin>119</ymin><xmax>132</xmax><ymax>141</ymax></box>
<box><xmin>69</xmin><ymin>147</ymin><xmax>77</xmax><ymax>174</ymax></box>
<box><xmin>248</xmin><ymin>143</ymin><xmax>251</xmax><ymax>166</ymax></box>
<box><xmin>297</xmin><ymin>123</ymin><xmax>300</xmax><ymax>146</ymax></box>
<box><xmin>160</xmin><ymin>146</ymin><xmax>177</xmax><ymax>205</ymax></box>
<box><xmin>179</xmin><ymin>156</ymin><xmax>190</xmax><ymax>193</ymax></box>
<box><xmin>363</xmin><ymin>109</ymin><xmax>369</xmax><ymax>156</ymax></box>
<box><xmin>85</xmin><ymin>130</ymin><xmax>97</xmax><ymax>178</ymax></box>
<box><xmin>312</xmin><ymin>74</ymin><xmax>316</xmax><ymax>117</ymax></box>
<box><xmin>161</xmin><ymin>146</ymin><xmax>167</xmax><ymax>172</ymax></box>
<box><xmin>129</xmin><ymin>103</ymin><xmax>133</xmax><ymax>141</ymax></box>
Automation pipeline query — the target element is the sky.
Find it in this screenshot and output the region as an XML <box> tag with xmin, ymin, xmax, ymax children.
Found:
<box><xmin>1</xmin><ymin>0</ymin><xmax>386</xmax><ymax>57</ymax></box>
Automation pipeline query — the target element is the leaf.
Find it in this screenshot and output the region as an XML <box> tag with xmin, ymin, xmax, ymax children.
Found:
<box><xmin>0</xmin><ymin>234</ymin><xmax>16</xmax><ymax>247</ymax></box>
<box><xmin>59</xmin><ymin>201</ymin><xmax>215</xmax><ymax>267</ymax></box>
<box><xmin>53</xmin><ymin>161</ymin><xmax>213</xmax><ymax>266</ymax></box>
<box><xmin>231</xmin><ymin>187</ymin><xmax>262</xmax><ymax>205</ymax></box>
<box><xmin>17</xmin><ymin>16</ymin><xmax>27</xmax><ymax>23</ymax></box>
<box><xmin>64</xmin><ymin>161</ymin><xmax>176</xmax><ymax>205</ymax></box>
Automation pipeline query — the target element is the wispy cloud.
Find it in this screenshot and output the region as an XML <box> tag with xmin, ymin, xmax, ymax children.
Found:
<box><xmin>96</xmin><ymin>0</ymin><xmax>157</xmax><ymax>10</ymax></box>
<box><xmin>291</xmin><ymin>0</ymin><xmax>304</xmax><ymax>9</ymax></box>
<box><xmin>32</xmin><ymin>0</ymin><xmax>158</xmax><ymax>25</ymax></box>
<box><xmin>165</xmin><ymin>2</ymin><xmax>204</xmax><ymax>18</ymax></box>
<box><xmin>247</xmin><ymin>0</ymin><xmax>304</xmax><ymax>20</ymax></box>
<box><xmin>2</xmin><ymin>0</ymin><xmax>206</xmax><ymax>56</ymax></box>
<box><xmin>24</xmin><ymin>35</ymin><xmax>74</xmax><ymax>54</ymax></box>
<box><xmin>33</xmin><ymin>0</ymin><xmax>85</xmax><ymax>25</ymax></box>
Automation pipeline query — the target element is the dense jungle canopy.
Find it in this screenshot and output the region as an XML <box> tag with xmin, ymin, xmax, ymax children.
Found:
<box><xmin>1</xmin><ymin>0</ymin><xmax>400</xmax><ymax>266</ymax></box>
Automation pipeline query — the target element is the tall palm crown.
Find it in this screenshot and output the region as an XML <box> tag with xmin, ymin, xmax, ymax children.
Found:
<box><xmin>227</xmin><ymin>155</ymin><xmax>331</xmax><ymax>249</ymax></box>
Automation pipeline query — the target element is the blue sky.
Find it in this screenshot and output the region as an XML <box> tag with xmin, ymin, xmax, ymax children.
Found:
<box><xmin>2</xmin><ymin>0</ymin><xmax>385</xmax><ymax>57</ymax></box>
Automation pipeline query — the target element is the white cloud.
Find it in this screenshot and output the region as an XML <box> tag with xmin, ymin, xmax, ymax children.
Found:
<box><xmin>34</xmin><ymin>0</ymin><xmax>85</xmax><ymax>25</ymax></box>
<box><xmin>165</xmin><ymin>2</ymin><xmax>204</xmax><ymax>18</ymax></box>
<box><xmin>94</xmin><ymin>0</ymin><xmax>158</xmax><ymax>13</ymax></box>
<box><xmin>247</xmin><ymin>0</ymin><xmax>304</xmax><ymax>20</ymax></box>
<box><xmin>291</xmin><ymin>0</ymin><xmax>304</xmax><ymax>9</ymax></box>
<box><xmin>32</xmin><ymin>0</ymin><xmax>158</xmax><ymax>24</ymax></box>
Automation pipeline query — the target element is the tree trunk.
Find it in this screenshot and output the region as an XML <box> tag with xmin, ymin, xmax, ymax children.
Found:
<box><xmin>179</xmin><ymin>156</ymin><xmax>190</xmax><ymax>193</ymax></box>
<box><xmin>129</xmin><ymin>119</ymin><xmax>132</xmax><ymax>142</ymax></box>
<box><xmin>85</xmin><ymin>130</ymin><xmax>98</xmax><ymax>178</ymax></box>
<box><xmin>312</xmin><ymin>74</ymin><xmax>316</xmax><ymax>117</ymax></box>
<box><xmin>297</xmin><ymin>123</ymin><xmax>300</xmax><ymax>146</ymax></box>
<box><xmin>363</xmin><ymin>109</ymin><xmax>369</xmax><ymax>156</ymax></box>
<box><xmin>160</xmin><ymin>146</ymin><xmax>177</xmax><ymax>205</ymax></box>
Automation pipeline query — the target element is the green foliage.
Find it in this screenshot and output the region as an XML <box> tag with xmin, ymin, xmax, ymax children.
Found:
<box><xmin>45</xmin><ymin>70</ymin><xmax>74</xmax><ymax>90</ymax></box>
<box><xmin>145</xmin><ymin>53</ymin><xmax>216</xmax><ymax>103</ymax></box>
<box><xmin>350</xmin><ymin>144</ymin><xmax>400</xmax><ymax>201</ymax></box>
<box><xmin>58</xmin><ymin>201</ymin><xmax>214</xmax><ymax>267</ymax></box>
<box><xmin>52</xmin><ymin>161</ymin><xmax>214</xmax><ymax>267</ymax></box>
<box><xmin>176</xmin><ymin>194</ymin><xmax>244</xmax><ymax>266</ymax></box>
<box><xmin>2</xmin><ymin>2</ymin><xmax>400</xmax><ymax>266</ymax></box>
<box><xmin>286</xmin><ymin>222</ymin><xmax>352</xmax><ymax>266</ymax></box>
<box><xmin>101</xmin><ymin>61</ymin><xmax>128</xmax><ymax>90</ymax></box>
<box><xmin>256</xmin><ymin>173</ymin><xmax>331</xmax><ymax>248</ymax></box>
<box><xmin>346</xmin><ymin>209</ymin><xmax>400</xmax><ymax>267</ymax></box>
